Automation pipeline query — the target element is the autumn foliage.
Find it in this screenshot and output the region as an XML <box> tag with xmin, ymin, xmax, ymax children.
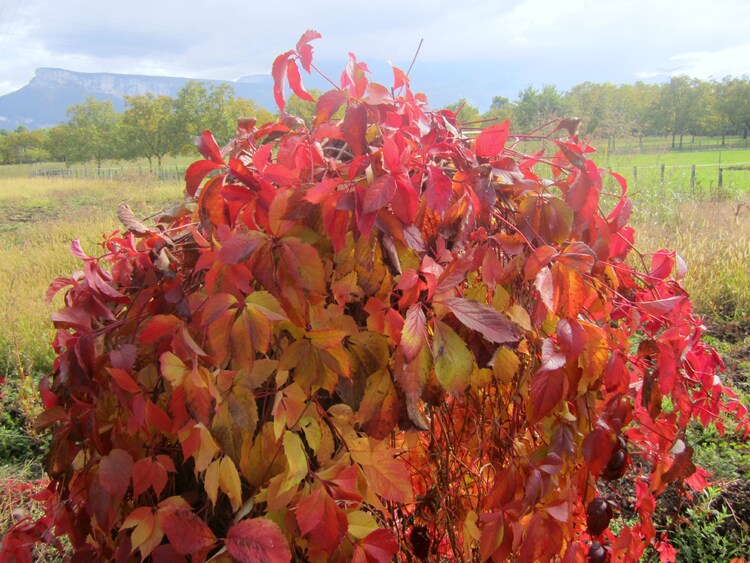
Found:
<box><xmin>3</xmin><ymin>31</ymin><xmax>749</xmax><ymax>562</ymax></box>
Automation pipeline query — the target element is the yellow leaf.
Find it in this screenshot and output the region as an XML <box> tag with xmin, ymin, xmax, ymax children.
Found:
<box><xmin>130</xmin><ymin>511</ymin><xmax>163</xmax><ymax>558</ymax></box>
<box><xmin>507</xmin><ymin>303</ymin><xmax>532</xmax><ymax>332</ymax></box>
<box><xmin>219</xmin><ymin>457</ymin><xmax>243</xmax><ymax>512</ymax></box>
<box><xmin>194</xmin><ymin>424</ymin><xmax>220</xmax><ymax>472</ymax></box>
<box><xmin>491</xmin><ymin>346</ymin><xmax>520</xmax><ymax>384</ymax></box>
<box><xmin>204</xmin><ymin>459</ymin><xmax>220</xmax><ymax>506</ymax></box>
<box><xmin>241</xmin><ymin>422</ymin><xmax>283</xmax><ymax>486</ymax></box>
<box><xmin>432</xmin><ymin>319</ymin><xmax>474</xmax><ymax>395</ymax></box>
<box><xmin>159</xmin><ymin>351</ymin><xmax>188</xmax><ymax>386</ymax></box>
<box><xmin>298</xmin><ymin>417</ymin><xmax>321</xmax><ymax>453</ymax></box>
<box><xmin>347</xmin><ymin>510</ymin><xmax>379</xmax><ymax>540</ymax></box>
<box><xmin>279</xmin><ymin>431</ymin><xmax>308</xmax><ymax>495</ymax></box>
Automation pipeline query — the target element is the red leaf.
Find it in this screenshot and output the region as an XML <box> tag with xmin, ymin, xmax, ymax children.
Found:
<box><xmin>217</xmin><ymin>231</ymin><xmax>265</xmax><ymax>264</ymax></box>
<box><xmin>362</xmin><ymin>83</ymin><xmax>393</xmax><ymax>105</ymax></box>
<box><xmin>295</xmin><ymin>30</ymin><xmax>321</xmax><ymax>72</ymax></box>
<box><xmin>530</xmin><ymin>368</ymin><xmax>567</xmax><ymax>422</ymax></box>
<box><xmin>441</xmin><ymin>298</ymin><xmax>521</xmax><ymax>344</ymax></box>
<box><xmin>358</xmin><ymin>528</ymin><xmax>399</xmax><ymax>563</ymax></box>
<box><xmin>46</xmin><ymin>277</ymin><xmax>76</xmax><ymax>304</ymax></box>
<box><xmin>360</xmin><ymin>175</ymin><xmax>397</xmax><ymax>215</ymax></box>
<box><xmin>160</xmin><ymin>507</ymin><xmax>217</xmax><ymax>556</ymax></box>
<box><xmin>185</xmin><ymin>160</ymin><xmax>223</xmax><ymax>197</ymax></box>
<box><xmin>650</xmin><ymin>250</ymin><xmax>674</xmax><ymax>280</ymax></box>
<box><xmin>194</xmin><ymin>130</ymin><xmax>224</xmax><ymax>164</ymax></box>
<box><xmin>108</xmin><ymin>367</ymin><xmax>141</xmax><ymax>393</ymax></box>
<box><xmin>523</xmin><ymin>245</ymin><xmax>558</xmax><ymax>281</ymax></box>
<box><xmin>392</xmin><ymin>66</ymin><xmax>409</xmax><ymax>90</ymax></box>
<box><xmin>139</xmin><ymin>314</ymin><xmax>182</xmax><ymax>344</ymax></box>
<box><xmin>225</xmin><ymin>518</ymin><xmax>292</xmax><ymax>563</ymax></box>
<box><xmin>295</xmin><ymin>487</ymin><xmax>348</xmax><ymax>554</ymax></box>
<box><xmin>263</xmin><ymin>163</ymin><xmax>299</xmax><ymax>186</ymax></box>
<box><xmin>476</xmin><ymin>120</ymin><xmax>510</xmax><ymax>158</ymax></box>
<box><xmin>272</xmin><ymin>51</ymin><xmax>293</xmax><ymax>112</ymax></box>
<box><xmin>70</xmin><ymin>238</ymin><xmax>89</xmax><ymax>260</ymax></box>
<box><xmin>582</xmin><ymin>428</ymin><xmax>616</xmax><ymax>477</ymax></box>
<box><xmin>314</xmin><ymin>89</ymin><xmax>349</xmax><ymax>126</ymax></box>
<box><xmin>343</xmin><ymin>104</ymin><xmax>368</xmax><ymax>157</ymax></box>
<box><xmin>99</xmin><ymin>448</ymin><xmax>134</xmax><ymax>499</ymax></box>
<box><xmin>286</xmin><ymin>59</ymin><xmax>314</xmax><ymax>103</ymax></box>
<box><xmin>426</xmin><ymin>165</ymin><xmax>453</xmax><ymax>216</ymax></box>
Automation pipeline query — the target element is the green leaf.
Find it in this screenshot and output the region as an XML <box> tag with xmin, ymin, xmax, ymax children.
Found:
<box><xmin>431</xmin><ymin>319</ymin><xmax>474</xmax><ymax>395</ymax></box>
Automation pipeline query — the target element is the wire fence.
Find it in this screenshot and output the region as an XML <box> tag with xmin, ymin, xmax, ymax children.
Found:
<box><xmin>30</xmin><ymin>165</ymin><xmax>186</xmax><ymax>183</ymax></box>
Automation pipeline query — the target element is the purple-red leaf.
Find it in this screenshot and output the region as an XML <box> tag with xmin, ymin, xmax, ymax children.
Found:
<box><xmin>100</xmin><ymin>449</ymin><xmax>134</xmax><ymax>499</ymax></box>
<box><xmin>441</xmin><ymin>298</ymin><xmax>521</xmax><ymax>344</ymax></box>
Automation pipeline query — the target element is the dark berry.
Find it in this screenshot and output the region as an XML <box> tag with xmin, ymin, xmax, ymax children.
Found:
<box><xmin>410</xmin><ymin>525</ymin><xmax>430</xmax><ymax>560</ymax></box>
<box><xmin>586</xmin><ymin>498</ymin><xmax>613</xmax><ymax>536</ymax></box>
<box><xmin>588</xmin><ymin>541</ymin><xmax>608</xmax><ymax>563</ymax></box>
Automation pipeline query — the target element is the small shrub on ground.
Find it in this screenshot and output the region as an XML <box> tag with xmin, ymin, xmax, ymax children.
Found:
<box><xmin>2</xmin><ymin>32</ymin><xmax>749</xmax><ymax>562</ymax></box>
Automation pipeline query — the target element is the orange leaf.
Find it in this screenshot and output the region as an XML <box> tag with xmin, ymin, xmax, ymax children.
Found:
<box><xmin>226</xmin><ymin>518</ymin><xmax>292</xmax><ymax>563</ymax></box>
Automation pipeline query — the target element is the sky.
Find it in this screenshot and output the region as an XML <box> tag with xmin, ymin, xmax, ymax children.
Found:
<box><xmin>1</xmin><ymin>0</ymin><xmax>750</xmax><ymax>108</ymax></box>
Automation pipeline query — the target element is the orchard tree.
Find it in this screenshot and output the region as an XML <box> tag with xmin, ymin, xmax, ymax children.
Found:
<box><xmin>66</xmin><ymin>97</ymin><xmax>121</xmax><ymax>170</ymax></box>
<box><xmin>122</xmin><ymin>93</ymin><xmax>178</xmax><ymax>171</ymax></box>
<box><xmin>3</xmin><ymin>31</ymin><xmax>748</xmax><ymax>562</ymax></box>
<box><xmin>173</xmin><ymin>82</ymin><xmax>238</xmax><ymax>150</ymax></box>
<box><xmin>512</xmin><ymin>84</ymin><xmax>566</xmax><ymax>133</ymax></box>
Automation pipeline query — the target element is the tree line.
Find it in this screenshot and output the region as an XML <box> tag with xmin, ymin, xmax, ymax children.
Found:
<box><xmin>2</xmin><ymin>74</ymin><xmax>750</xmax><ymax>167</ymax></box>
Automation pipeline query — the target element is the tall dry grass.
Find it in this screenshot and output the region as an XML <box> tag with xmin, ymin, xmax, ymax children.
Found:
<box><xmin>0</xmin><ymin>176</ymin><xmax>183</xmax><ymax>381</ymax></box>
<box><xmin>632</xmin><ymin>197</ymin><xmax>750</xmax><ymax>327</ymax></box>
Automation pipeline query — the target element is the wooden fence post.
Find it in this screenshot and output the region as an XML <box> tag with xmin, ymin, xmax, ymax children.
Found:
<box><xmin>633</xmin><ymin>166</ymin><xmax>637</xmax><ymax>187</ymax></box>
<box><xmin>660</xmin><ymin>164</ymin><xmax>665</xmax><ymax>186</ymax></box>
<box><xmin>718</xmin><ymin>168</ymin><xmax>723</xmax><ymax>189</ymax></box>
<box><xmin>690</xmin><ymin>165</ymin><xmax>696</xmax><ymax>194</ymax></box>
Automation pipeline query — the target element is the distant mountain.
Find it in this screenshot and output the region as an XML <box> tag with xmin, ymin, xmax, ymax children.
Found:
<box><xmin>0</xmin><ymin>61</ymin><xmax>608</xmax><ymax>131</ymax></box>
<box><xmin>0</xmin><ymin>68</ymin><xmax>275</xmax><ymax>131</ymax></box>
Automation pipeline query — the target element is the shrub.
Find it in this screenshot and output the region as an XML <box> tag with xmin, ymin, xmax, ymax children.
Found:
<box><xmin>2</xmin><ymin>32</ymin><xmax>748</xmax><ymax>561</ymax></box>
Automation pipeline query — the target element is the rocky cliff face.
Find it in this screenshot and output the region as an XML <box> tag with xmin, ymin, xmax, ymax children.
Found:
<box><xmin>0</xmin><ymin>69</ymin><xmax>274</xmax><ymax>131</ymax></box>
<box><xmin>29</xmin><ymin>68</ymin><xmax>189</xmax><ymax>97</ymax></box>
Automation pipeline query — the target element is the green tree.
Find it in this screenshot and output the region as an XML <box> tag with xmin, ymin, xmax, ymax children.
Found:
<box><xmin>444</xmin><ymin>98</ymin><xmax>482</xmax><ymax>124</ymax></box>
<box><xmin>66</xmin><ymin>97</ymin><xmax>121</xmax><ymax>170</ymax></box>
<box><xmin>717</xmin><ymin>77</ymin><xmax>750</xmax><ymax>140</ymax></box>
<box><xmin>0</xmin><ymin>126</ymin><xmax>49</xmax><ymax>164</ymax></box>
<box><xmin>122</xmin><ymin>94</ymin><xmax>177</xmax><ymax>171</ymax></box>
<box><xmin>45</xmin><ymin>124</ymin><xmax>76</xmax><ymax>166</ymax></box>
<box><xmin>482</xmin><ymin>95</ymin><xmax>514</xmax><ymax>123</ymax></box>
<box><xmin>173</xmin><ymin>82</ymin><xmax>238</xmax><ymax>152</ymax></box>
<box><xmin>512</xmin><ymin>85</ymin><xmax>566</xmax><ymax>133</ymax></box>
<box><xmin>648</xmin><ymin>76</ymin><xmax>706</xmax><ymax>149</ymax></box>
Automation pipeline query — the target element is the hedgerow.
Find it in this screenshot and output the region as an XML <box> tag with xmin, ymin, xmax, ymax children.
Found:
<box><xmin>2</xmin><ymin>31</ymin><xmax>747</xmax><ymax>562</ymax></box>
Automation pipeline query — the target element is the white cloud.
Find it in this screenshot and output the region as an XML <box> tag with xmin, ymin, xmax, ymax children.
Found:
<box><xmin>669</xmin><ymin>42</ymin><xmax>750</xmax><ymax>80</ymax></box>
<box><xmin>1</xmin><ymin>0</ymin><xmax>750</xmax><ymax>96</ymax></box>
